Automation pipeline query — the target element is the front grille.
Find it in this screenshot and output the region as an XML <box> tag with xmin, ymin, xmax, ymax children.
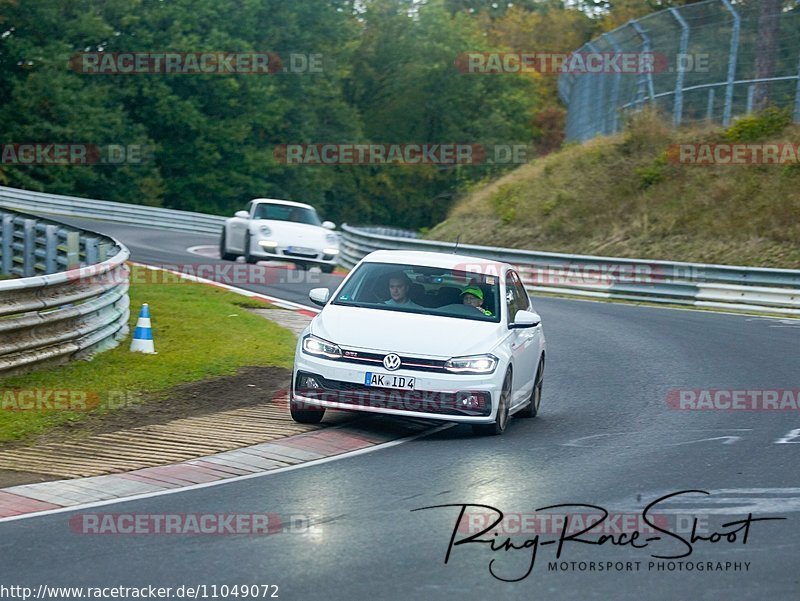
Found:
<box><xmin>294</xmin><ymin>372</ymin><xmax>491</xmax><ymax>416</ymax></box>
<box><xmin>339</xmin><ymin>349</ymin><xmax>448</xmax><ymax>373</ymax></box>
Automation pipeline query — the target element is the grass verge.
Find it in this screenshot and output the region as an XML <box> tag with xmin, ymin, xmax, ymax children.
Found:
<box><xmin>0</xmin><ymin>265</ymin><xmax>296</xmax><ymax>443</ymax></box>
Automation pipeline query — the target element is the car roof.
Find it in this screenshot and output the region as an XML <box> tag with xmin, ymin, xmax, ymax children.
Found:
<box><xmin>361</xmin><ymin>250</ymin><xmax>513</xmax><ymax>272</ymax></box>
<box><xmin>251</xmin><ymin>198</ymin><xmax>315</xmax><ymax>210</ymax></box>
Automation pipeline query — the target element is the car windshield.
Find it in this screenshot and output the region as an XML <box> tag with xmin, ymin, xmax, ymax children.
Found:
<box><xmin>253</xmin><ymin>203</ymin><xmax>321</xmax><ymax>226</ymax></box>
<box><xmin>332</xmin><ymin>262</ymin><xmax>501</xmax><ymax>322</ymax></box>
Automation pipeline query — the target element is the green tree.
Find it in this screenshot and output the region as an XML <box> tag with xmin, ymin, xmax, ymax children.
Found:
<box><xmin>0</xmin><ymin>0</ymin><xmax>548</xmax><ymax>229</ymax></box>
<box><xmin>0</xmin><ymin>0</ymin><xmax>162</xmax><ymax>203</ymax></box>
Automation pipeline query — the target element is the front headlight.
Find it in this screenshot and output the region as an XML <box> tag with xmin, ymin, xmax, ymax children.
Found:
<box><xmin>302</xmin><ymin>335</ymin><xmax>342</xmax><ymax>359</ymax></box>
<box><xmin>259</xmin><ymin>225</ymin><xmax>272</xmax><ymax>236</ymax></box>
<box><xmin>444</xmin><ymin>354</ymin><xmax>498</xmax><ymax>374</ymax></box>
<box><xmin>325</xmin><ymin>233</ymin><xmax>338</xmax><ymax>244</ymax></box>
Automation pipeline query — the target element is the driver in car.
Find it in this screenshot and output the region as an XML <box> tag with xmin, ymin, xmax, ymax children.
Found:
<box><xmin>461</xmin><ymin>285</ymin><xmax>492</xmax><ymax>316</ymax></box>
<box><xmin>385</xmin><ymin>272</ymin><xmax>422</xmax><ymax>308</ymax></box>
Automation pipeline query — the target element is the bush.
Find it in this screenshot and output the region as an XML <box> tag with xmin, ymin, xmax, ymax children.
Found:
<box><xmin>724</xmin><ymin>107</ymin><xmax>792</xmax><ymax>142</ymax></box>
<box><xmin>634</xmin><ymin>155</ymin><xmax>668</xmax><ymax>189</ymax></box>
<box><xmin>619</xmin><ymin>108</ymin><xmax>672</xmax><ymax>155</ymax></box>
<box><xmin>490</xmin><ymin>184</ymin><xmax>518</xmax><ymax>225</ymax></box>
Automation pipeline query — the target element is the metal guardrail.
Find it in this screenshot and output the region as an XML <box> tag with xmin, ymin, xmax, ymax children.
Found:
<box><xmin>2</xmin><ymin>183</ymin><xmax>796</xmax><ymax>317</ymax></box>
<box><xmin>339</xmin><ymin>225</ymin><xmax>800</xmax><ymax>315</ymax></box>
<box><xmin>0</xmin><ymin>208</ymin><xmax>131</xmax><ymax>377</ymax></box>
<box><xmin>559</xmin><ymin>0</ymin><xmax>800</xmax><ymax>142</ymax></box>
<box><xmin>0</xmin><ymin>186</ymin><xmax>225</xmax><ymax>235</ymax></box>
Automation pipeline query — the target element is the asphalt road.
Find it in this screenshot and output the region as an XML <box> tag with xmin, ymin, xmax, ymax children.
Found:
<box><xmin>1</xmin><ymin>218</ymin><xmax>798</xmax><ymax>600</ymax></box>
<box><xmin>57</xmin><ymin>216</ymin><xmax>345</xmax><ymax>305</ymax></box>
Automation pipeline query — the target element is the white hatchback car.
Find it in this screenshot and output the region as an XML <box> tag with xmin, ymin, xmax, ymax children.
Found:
<box><xmin>220</xmin><ymin>198</ymin><xmax>339</xmax><ymax>272</ymax></box>
<box><xmin>291</xmin><ymin>250</ymin><xmax>546</xmax><ymax>435</ymax></box>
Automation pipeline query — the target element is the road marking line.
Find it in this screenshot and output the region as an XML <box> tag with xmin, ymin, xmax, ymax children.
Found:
<box><xmin>186</xmin><ymin>244</ymin><xmax>220</xmax><ymax>256</ymax></box>
<box><xmin>614</xmin><ymin>488</ymin><xmax>800</xmax><ymax>514</ymax></box>
<box><xmin>562</xmin><ymin>429</ymin><xmax>752</xmax><ymax>448</ymax></box>
<box><xmin>775</xmin><ymin>428</ymin><xmax>800</xmax><ymax>443</ymax></box>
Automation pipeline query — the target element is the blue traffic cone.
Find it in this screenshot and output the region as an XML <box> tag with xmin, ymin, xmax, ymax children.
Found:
<box><xmin>130</xmin><ymin>303</ymin><xmax>156</xmax><ymax>354</ymax></box>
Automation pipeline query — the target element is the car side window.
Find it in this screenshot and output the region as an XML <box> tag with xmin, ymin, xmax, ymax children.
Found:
<box><xmin>505</xmin><ymin>273</ymin><xmax>518</xmax><ymax>325</ymax></box>
<box><xmin>511</xmin><ymin>271</ymin><xmax>530</xmax><ymax>312</ymax></box>
<box><xmin>246</xmin><ymin>201</ymin><xmax>254</xmax><ymax>217</ymax></box>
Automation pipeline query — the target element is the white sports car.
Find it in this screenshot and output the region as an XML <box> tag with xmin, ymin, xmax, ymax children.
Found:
<box><xmin>219</xmin><ymin>198</ymin><xmax>339</xmax><ymax>272</ymax></box>
<box><xmin>291</xmin><ymin>250</ymin><xmax>546</xmax><ymax>435</ymax></box>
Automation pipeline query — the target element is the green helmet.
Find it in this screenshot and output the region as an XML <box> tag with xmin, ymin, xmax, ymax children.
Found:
<box><xmin>461</xmin><ymin>285</ymin><xmax>484</xmax><ymax>300</ymax></box>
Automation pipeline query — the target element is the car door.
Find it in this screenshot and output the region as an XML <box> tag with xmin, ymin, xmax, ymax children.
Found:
<box><xmin>506</xmin><ymin>270</ymin><xmax>539</xmax><ymax>406</ymax></box>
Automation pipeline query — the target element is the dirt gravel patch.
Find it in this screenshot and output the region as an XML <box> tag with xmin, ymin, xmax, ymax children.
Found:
<box><xmin>0</xmin><ymin>366</ymin><xmax>293</xmax><ymax>488</ymax></box>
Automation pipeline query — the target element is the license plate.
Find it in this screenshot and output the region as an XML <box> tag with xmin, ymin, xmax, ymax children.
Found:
<box><xmin>364</xmin><ymin>372</ymin><xmax>415</xmax><ymax>390</ymax></box>
<box><xmin>287</xmin><ymin>246</ymin><xmax>316</xmax><ymax>255</ymax></box>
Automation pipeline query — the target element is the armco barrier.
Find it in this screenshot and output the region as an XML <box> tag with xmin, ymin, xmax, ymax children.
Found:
<box><xmin>0</xmin><ymin>186</ymin><xmax>225</xmax><ymax>235</ymax></box>
<box><xmin>1</xmin><ymin>185</ymin><xmax>797</xmax><ymax>316</ymax></box>
<box><xmin>339</xmin><ymin>225</ymin><xmax>800</xmax><ymax>315</ymax></box>
<box><xmin>0</xmin><ymin>208</ymin><xmax>130</xmax><ymax>376</ymax></box>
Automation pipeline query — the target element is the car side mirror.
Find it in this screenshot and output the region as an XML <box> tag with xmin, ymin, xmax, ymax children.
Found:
<box><xmin>322</xmin><ymin>221</ymin><xmax>336</xmax><ymax>230</ymax></box>
<box><xmin>309</xmin><ymin>287</ymin><xmax>331</xmax><ymax>307</ymax></box>
<box><xmin>235</xmin><ymin>210</ymin><xmax>249</xmax><ymax>219</ymax></box>
<box><xmin>510</xmin><ymin>309</ymin><xmax>540</xmax><ymax>329</ymax></box>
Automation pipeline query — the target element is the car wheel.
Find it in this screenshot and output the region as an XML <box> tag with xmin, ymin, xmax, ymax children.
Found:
<box><xmin>321</xmin><ymin>264</ymin><xmax>335</xmax><ymax>274</ymax></box>
<box><xmin>290</xmin><ymin>399</ymin><xmax>325</xmax><ymax>424</ymax></box>
<box><xmin>244</xmin><ymin>232</ymin><xmax>258</xmax><ymax>264</ymax></box>
<box><xmin>472</xmin><ymin>369</ymin><xmax>511</xmax><ymax>436</ymax></box>
<box><xmin>517</xmin><ymin>357</ymin><xmax>544</xmax><ymax>418</ymax></box>
<box><xmin>219</xmin><ymin>229</ymin><xmax>238</xmax><ymax>261</ymax></box>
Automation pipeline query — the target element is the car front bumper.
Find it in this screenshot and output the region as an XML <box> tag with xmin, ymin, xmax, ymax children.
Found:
<box><xmin>251</xmin><ymin>240</ymin><xmax>338</xmax><ymax>266</ymax></box>
<box><xmin>291</xmin><ymin>351</ymin><xmax>503</xmax><ymax>424</ymax></box>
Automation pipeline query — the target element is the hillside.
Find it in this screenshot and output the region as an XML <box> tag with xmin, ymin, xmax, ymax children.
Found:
<box><xmin>427</xmin><ymin>110</ymin><xmax>800</xmax><ymax>269</ymax></box>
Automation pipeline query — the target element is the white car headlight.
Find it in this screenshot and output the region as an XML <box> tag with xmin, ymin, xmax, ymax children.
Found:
<box><xmin>259</xmin><ymin>225</ymin><xmax>272</xmax><ymax>236</ymax></box>
<box><xmin>444</xmin><ymin>354</ymin><xmax>498</xmax><ymax>374</ymax></box>
<box><xmin>302</xmin><ymin>335</ymin><xmax>342</xmax><ymax>359</ymax></box>
<box><xmin>325</xmin><ymin>233</ymin><xmax>338</xmax><ymax>244</ymax></box>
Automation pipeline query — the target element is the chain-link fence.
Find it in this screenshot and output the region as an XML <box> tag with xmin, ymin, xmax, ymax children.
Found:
<box><xmin>559</xmin><ymin>0</ymin><xmax>800</xmax><ymax>142</ymax></box>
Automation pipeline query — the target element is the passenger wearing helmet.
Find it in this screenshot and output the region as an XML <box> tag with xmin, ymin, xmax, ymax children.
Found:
<box><xmin>461</xmin><ymin>285</ymin><xmax>492</xmax><ymax>316</ymax></box>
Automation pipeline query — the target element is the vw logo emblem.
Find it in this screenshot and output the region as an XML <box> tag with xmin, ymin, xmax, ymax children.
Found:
<box><xmin>383</xmin><ymin>353</ymin><xmax>401</xmax><ymax>371</ymax></box>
